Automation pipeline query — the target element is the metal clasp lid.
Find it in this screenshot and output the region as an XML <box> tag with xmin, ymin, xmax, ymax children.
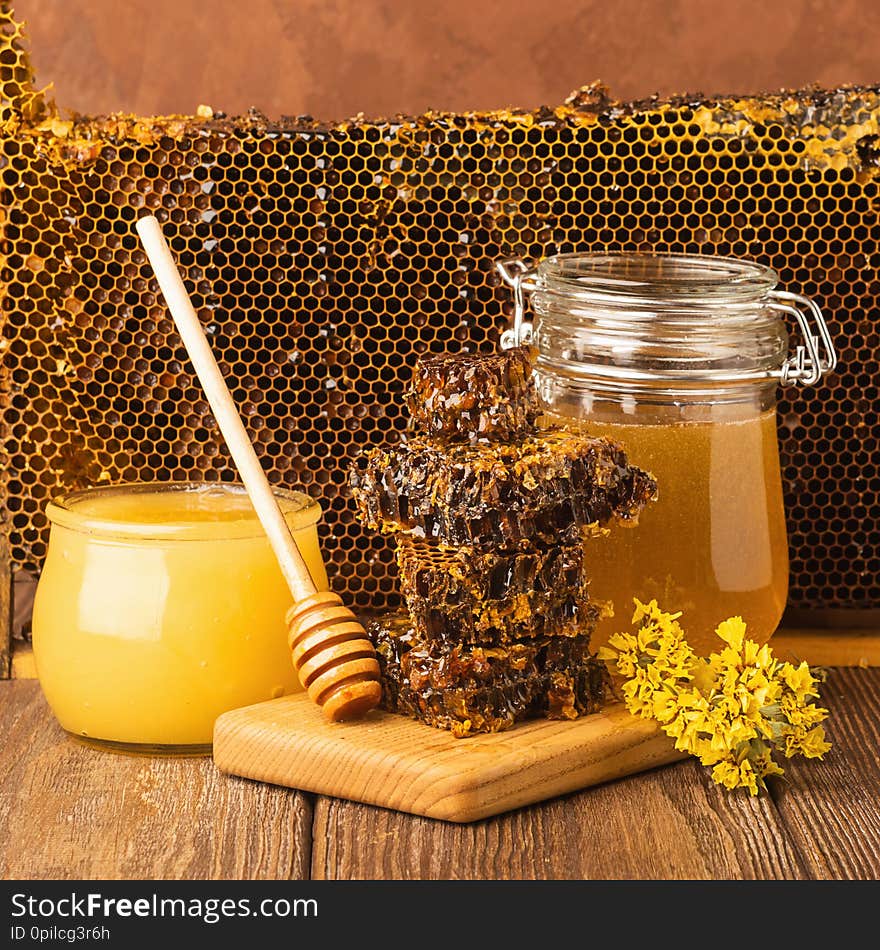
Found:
<box><xmin>495</xmin><ymin>256</ymin><xmax>837</xmax><ymax>388</ymax></box>
<box><xmin>495</xmin><ymin>259</ymin><xmax>536</xmax><ymax>350</ymax></box>
<box><xmin>767</xmin><ymin>290</ymin><xmax>837</xmax><ymax>386</ymax></box>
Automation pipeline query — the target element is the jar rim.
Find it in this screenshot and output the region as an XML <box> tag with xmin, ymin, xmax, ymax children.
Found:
<box><xmin>46</xmin><ymin>480</ymin><xmax>321</xmax><ymax>541</ymax></box>
<box><xmin>536</xmin><ymin>252</ymin><xmax>778</xmax><ymax>304</ymax></box>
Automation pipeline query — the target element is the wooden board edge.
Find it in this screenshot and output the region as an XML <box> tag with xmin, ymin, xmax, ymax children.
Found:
<box><xmin>419</xmin><ymin>715</ymin><xmax>687</xmax><ymax>822</ymax></box>
<box><xmin>366</xmin><ymin>706</ymin><xmax>689</xmax><ymax>822</ymax></box>
<box><xmin>213</xmin><ymin>699</ymin><xmax>687</xmax><ymax>823</ymax></box>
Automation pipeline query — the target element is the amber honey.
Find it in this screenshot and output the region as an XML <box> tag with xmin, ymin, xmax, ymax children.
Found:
<box><xmin>573</xmin><ymin>410</ymin><xmax>789</xmax><ymax>655</ymax></box>
<box><xmin>517</xmin><ymin>252</ymin><xmax>835</xmax><ymax>656</ymax></box>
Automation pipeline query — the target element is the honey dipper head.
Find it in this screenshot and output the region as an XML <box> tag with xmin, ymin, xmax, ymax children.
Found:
<box><xmin>322</xmin><ymin>679</ymin><xmax>383</xmax><ymax>722</ymax></box>
<box><xmin>406</xmin><ymin>346</ymin><xmax>539</xmax><ymax>443</ymax></box>
<box><xmin>286</xmin><ymin>591</ymin><xmax>382</xmax><ymax>721</ymax></box>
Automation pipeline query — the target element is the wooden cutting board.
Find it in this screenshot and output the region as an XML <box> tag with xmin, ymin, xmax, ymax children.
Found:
<box><xmin>213</xmin><ymin>694</ymin><xmax>685</xmax><ymax>822</ymax></box>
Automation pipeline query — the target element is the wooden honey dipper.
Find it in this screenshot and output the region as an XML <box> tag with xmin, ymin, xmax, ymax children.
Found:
<box><xmin>136</xmin><ymin>215</ymin><xmax>382</xmax><ymax>721</ymax></box>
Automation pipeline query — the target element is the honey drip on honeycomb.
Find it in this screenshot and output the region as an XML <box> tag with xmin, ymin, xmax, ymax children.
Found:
<box><xmin>2</xmin><ymin>8</ymin><xmax>879</xmax><ymax>623</ymax></box>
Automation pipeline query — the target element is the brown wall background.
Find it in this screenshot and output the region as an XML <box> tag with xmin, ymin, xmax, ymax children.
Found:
<box><xmin>16</xmin><ymin>0</ymin><xmax>880</xmax><ymax>120</ymax></box>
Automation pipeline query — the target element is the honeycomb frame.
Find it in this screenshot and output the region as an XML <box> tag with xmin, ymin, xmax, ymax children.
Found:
<box><xmin>2</xmin><ymin>8</ymin><xmax>879</xmax><ymax>651</ymax></box>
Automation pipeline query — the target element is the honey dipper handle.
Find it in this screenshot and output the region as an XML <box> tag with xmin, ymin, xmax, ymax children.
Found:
<box><xmin>136</xmin><ymin>215</ymin><xmax>317</xmax><ymax>602</ymax></box>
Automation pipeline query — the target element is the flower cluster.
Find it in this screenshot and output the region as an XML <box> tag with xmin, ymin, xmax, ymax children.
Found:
<box><xmin>599</xmin><ymin>600</ymin><xmax>831</xmax><ymax>795</ymax></box>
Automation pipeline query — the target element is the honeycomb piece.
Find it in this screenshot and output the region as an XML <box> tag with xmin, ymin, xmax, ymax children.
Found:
<box><xmin>397</xmin><ymin>536</ymin><xmax>601</xmax><ymax>643</ymax></box>
<box><xmin>372</xmin><ymin>612</ymin><xmax>595</xmax><ymax>685</ymax></box>
<box><xmin>400</xmin><ymin>534</ymin><xmax>585</xmax><ymax>607</ymax></box>
<box><xmin>397</xmin><ymin>535</ymin><xmax>587</xmax><ymax>603</ymax></box>
<box><xmin>383</xmin><ymin>667</ymin><xmax>610</xmax><ymax>737</ymax></box>
<box><xmin>350</xmin><ymin>426</ymin><xmax>657</xmax><ymax>547</ymax></box>
<box><xmin>370</xmin><ymin>612</ymin><xmax>610</xmax><ymax>736</ymax></box>
<box><xmin>412</xmin><ymin>593</ymin><xmax>604</xmax><ymax>644</ymax></box>
<box><xmin>406</xmin><ymin>346</ymin><xmax>538</xmax><ymax>442</ymax></box>
<box><xmin>2</xmin><ymin>1</ymin><xmax>880</xmax><ymax>619</ymax></box>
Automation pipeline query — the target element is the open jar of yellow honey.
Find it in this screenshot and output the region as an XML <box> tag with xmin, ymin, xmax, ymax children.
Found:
<box><xmin>499</xmin><ymin>253</ymin><xmax>836</xmax><ymax>655</ymax></box>
<box><xmin>32</xmin><ymin>481</ymin><xmax>329</xmax><ymax>753</ymax></box>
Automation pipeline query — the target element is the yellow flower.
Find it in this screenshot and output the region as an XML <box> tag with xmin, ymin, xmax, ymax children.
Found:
<box><xmin>603</xmin><ymin>600</ymin><xmax>832</xmax><ymax>795</ymax></box>
<box><xmin>711</xmin><ymin>758</ymin><xmax>760</xmax><ymax>796</ymax></box>
<box><xmin>780</xmin><ymin>693</ymin><xmax>828</xmax><ymax>727</ymax></box>
<box><xmin>781</xmin><ymin>661</ymin><xmax>819</xmax><ymax>701</ymax></box>
<box><xmin>752</xmin><ymin>744</ymin><xmax>785</xmax><ymax>782</ymax></box>
<box><xmin>711</xmin><ymin>760</ymin><xmax>742</xmax><ymax>791</ymax></box>
<box><xmin>784</xmin><ymin>725</ymin><xmax>832</xmax><ymax>759</ymax></box>
<box><xmin>715</xmin><ymin>616</ymin><xmax>747</xmax><ymax>651</ymax></box>
<box><xmin>754</xmin><ymin>643</ymin><xmax>776</xmax><ymax>671</ymax></box>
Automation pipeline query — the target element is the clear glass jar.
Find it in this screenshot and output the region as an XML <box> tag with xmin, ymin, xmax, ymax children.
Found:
<box><xmin>32</xmin><ymin>481</ymin><xmax>329</xmax><ymax>753</ymax></box>
<box><xmin>498</xmin><ymin>253</ymin><xmax>836</xmax><ymax>655</ymax></box>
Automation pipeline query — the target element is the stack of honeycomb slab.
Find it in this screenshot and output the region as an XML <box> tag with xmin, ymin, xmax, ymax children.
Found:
<box><xmin>350</xmin><ymin>347</ymin><xmax>656</xmax><ymax>735</ymax></box>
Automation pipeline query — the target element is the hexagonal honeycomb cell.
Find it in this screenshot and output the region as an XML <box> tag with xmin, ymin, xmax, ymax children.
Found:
<box><xmin>2</xmin><ymin>11</ymin><xmax>879</xmax><ymax>623</ymax></box>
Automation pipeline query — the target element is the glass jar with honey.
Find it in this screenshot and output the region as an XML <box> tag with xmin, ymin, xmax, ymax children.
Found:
<box><xmin>32</xmin><ymin>481</ymin><xmax>330</xmax><ymax>753</ymax></box>
<box><xmin>498</xmin><ymin>253</ymin><xmax>836</xmax><ymax>655</ymax></box>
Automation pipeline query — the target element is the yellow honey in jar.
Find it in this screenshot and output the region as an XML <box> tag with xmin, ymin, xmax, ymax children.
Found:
<box><xmin>570</xmin><ymin>410</ymin><xmax>789</xmax><ymax>655</ymax></box>
<box><xmin>32</xmin><ymin>482</ymin><xmax>329</xmax><ymax>752</ymax></box>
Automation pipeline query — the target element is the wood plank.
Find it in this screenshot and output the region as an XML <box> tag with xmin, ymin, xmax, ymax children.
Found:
<box><xmin>0</xmin><ymin>681</ymin><xmax>313</xmax><ymax>880</ymax></box>
<box><xmin>12</xmin><ymin>569</ymin><xmax>36</xmax><ymax>642</ymax></box>
<box><xmin>311</xmin><ymin>757</ymin><xmax>806</xmax><ymax>879</ymax></box>
<box><xmin>214</xmin><ymin>693</ymin><xmax>686</xmax><ymax>823</ymax></box>
<box><xmin>11</xmin><ymin>640</ymin><xmax>36</xmax><ymax>679</ymax></box>
<box><xmin>772</xmin><ymin>630</ymin><xmax>880</xmax><ymax>668</ymax></box>
<box><xmin>0</xmin><ymin>538</ymin><xmax>10</xmax><ymax>680</ymax></box>
<box><xmin>770</xmin><ymin>668</ymin><xmax>880</xmax><ymax>880</ymax></box>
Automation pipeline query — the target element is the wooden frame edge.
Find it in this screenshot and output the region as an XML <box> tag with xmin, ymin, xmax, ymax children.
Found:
<box><xmin>770</xmin><ymin>629</ymin><xmax>880</xmax><ymax>668</ymax></box>
<box><xmin>1</xmin><ymin>543</ymin><xmax>11</xmax><ymax>679</ymax></box>
<box><xmin>8</xmin><ymin>626</ymin><xmax>880</xmax><ymax>684</ymax></box>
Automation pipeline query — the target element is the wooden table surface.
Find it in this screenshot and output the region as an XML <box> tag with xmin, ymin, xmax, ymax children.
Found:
<box><xmin>2</xmin><ymin>669</ymin><xmax>879</xmax><ymax>880</ymax></box>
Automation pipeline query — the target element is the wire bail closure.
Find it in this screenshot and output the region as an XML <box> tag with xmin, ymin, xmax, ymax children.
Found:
<box><xmin>767</xmin><ymin>290</ymin><xmax>837</xmax><ymax>387</ymax></box>
<box><xmin>496</xmin><ymin>259</ymin><xmax>535</xmax><ymax>350</ymax></box>
<box><xmin>495</xmin><ymin>256</ymin><xmax>836</xmax><ymax>388</ymax></box>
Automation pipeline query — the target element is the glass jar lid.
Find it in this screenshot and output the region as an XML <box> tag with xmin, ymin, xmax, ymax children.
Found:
<box><xmin>535</xmin><ymin>253</ymin><xmax>778</xmax><ymax>306</ymax></box>
<box><xmin>497</xmin><ymin>252</ymin><xmax>836</xmax><ymax>392</ymax></box>
<box><xmin>46</xmin><ymin>481</ymin><xmax>321</xmax><ymax>541</ymax></box>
